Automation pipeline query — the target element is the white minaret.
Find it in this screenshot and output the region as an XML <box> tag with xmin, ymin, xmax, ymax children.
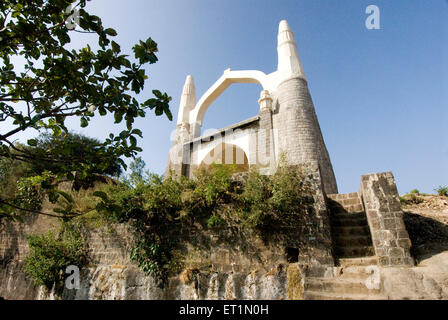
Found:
<box><xmin>277</xmin><ymin>20</ymin><xmax>306</xmax><ymax>81</ymax></box>
<box><xmin>177</xmin><ymin>75</ymin><xmax>196</xmax><ymax>126</ymax></box>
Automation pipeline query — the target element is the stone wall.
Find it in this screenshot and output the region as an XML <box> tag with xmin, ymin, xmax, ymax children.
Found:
<box><xmin>360</xmin><ymin>172</ymin><xmax>414</xmax><ymax>267</ymax></box>
<box><xmin>0</xmin><ymin>217</ymin><xmax>321</xmax><ymax>300</ymax></box>
<box><xmin>0</xmin><ymin>166</ymin><xmax>334</xmax><ymax>300</ymax></box>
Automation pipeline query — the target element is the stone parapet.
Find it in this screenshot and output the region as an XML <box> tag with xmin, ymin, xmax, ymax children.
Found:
<box><xmin>360</xmin><ymin>172</ymin><xmax>414</xmax><ymax>267</ymax></box>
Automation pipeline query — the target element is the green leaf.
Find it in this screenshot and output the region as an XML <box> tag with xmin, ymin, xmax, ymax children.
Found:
<box><xmin>27</xmin><ymin>139</ymin><xmax>37</xmax><ymax>146</ymax></box>
<box><xmin>111</xmin><ymin>41</ymin><xmax>120</xmax><ymax>53</ymax></box>
<box><xmin>105</xmin><ymin>28</ymin><xmax>117</xmax><ymax>36</ymax></box>
<box><xmin>114</xmin><ymin>111</ymin><xmax>123</xmax><ymax>123</ymax></box>
<box><xmin>57</xmin><ymin>191</ymin><xmax>73</xmax><ymax>203</ymax></box>
<box><xmin>152</xmin><ymin>90</ymin><xmax>162</xmax><ymax>98</ymax></box>
<box><xmin>80</xmin><ymin>117</ymin><xmax>89</xmax><ymax>128</ymax></box>
<box><xmin>131</xmin><ymin>129</ymin><xmax>143</xmax><ymax>138</ymax></box>
<box><xmin>93</xmin><ymin>191</ymin><xmax>109</xmax><ymax>202</ymax></box>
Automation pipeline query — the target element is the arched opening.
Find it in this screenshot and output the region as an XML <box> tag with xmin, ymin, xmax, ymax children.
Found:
<box><xmin>200</xmin><ymin>84</ymin><xmax>261</xmax><ymax>136</ymax></box>
<box><xmin>199</xmin><ymin>143</ymin><xmax>249</xmax><ymax>172</ymax></box>
<box><xmin>189</xmin><ymin>70</ymin><xmax>270</xmax><ymax>137</ymax></box>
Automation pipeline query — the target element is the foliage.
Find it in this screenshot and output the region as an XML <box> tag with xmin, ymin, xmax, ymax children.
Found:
<box><xmin>400</xmin><ymin>193</ymin><xmax>424</xmax><ymax>206</ymax></box>
<box><xmin>435</xmin><ymin>186</ymin><xmax>448</xmax><ymax>197</ymax></box>
<box><xmin>399</xmin><ymin>196</ymin><xmax>408</xmax><ymax>206</ymax></box>
<box><xmin>24</xmin><ymin>131</ymin><xmax>123</xmax><ymax>177</ymax></box>
<box><xmin>206</xmin><ymin>214</ymin><xmax>224</xmax><ymax>228</ymax></box>
<box><xmin>409</xmin><ymin>189</ymin><xmax>420</xmax><ymax>195</ymax></box>
<box><xmin>93</xmin><ymin>162</ymin><xmax>315</xmax><ymax>283</ymax></box>
<box><xmin>129</xmin><ymin>227</ymin><xmax>176</xmax><ymax>285</ymax></box>
<box><xmin>0</xmin><ymin>155</ymin><xmax>34</xmax><ymax>202</ymax></box>
<box><xmin>0</xmin><ymin>0</ymin><xmax>171</xmax><ymax>220</ymax></box>
<box><xmin>120</xmin><ymin>156</ymin><xmax>149</xmax><ymax>187</ymax></box>
<box><xmin>238</xmin><ymin>165</ymin><xmax>314</xmax><ymax>230</ymax></box>
<box><xmin>180</xmin><ymin>164</ymin><xmax>238</xmax><ymax>220</ymax></box>
<box><xmin>23</xmin><ymin>222</ymin><xmax>88</xmax><ymax>289</ymax></box>
<box><xmin>14</xmin><ymin>172</ymin><xmax>49</xmax><ymax>211</ymax></box>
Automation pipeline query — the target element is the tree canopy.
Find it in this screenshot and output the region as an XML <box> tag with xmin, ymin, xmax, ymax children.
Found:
<box><xmin>25</xmin><ymin>131</ymin><xmax>124</xmax><ymax>177</ymax></box>
<box><xmin>0</xmin><ymin>0</ymin><xmax>172</xmax><ymax>220</ymax></box>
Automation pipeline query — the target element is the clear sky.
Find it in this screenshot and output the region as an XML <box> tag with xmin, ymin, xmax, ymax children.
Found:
<box><xmin>8</xmin><ymin>0</ymin><xmax>448</xmax><ymax>194</ymax></box>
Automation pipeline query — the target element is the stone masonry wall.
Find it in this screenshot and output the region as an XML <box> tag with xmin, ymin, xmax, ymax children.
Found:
<box><xmin>360</xmin><ymin>172</ymin><xmax>414</xmax><ymax>267</ymax></box>
<box><xmin>0</xmin><ymin>166</ymin><xmax>334</xmax><ymax>299</ymax></box>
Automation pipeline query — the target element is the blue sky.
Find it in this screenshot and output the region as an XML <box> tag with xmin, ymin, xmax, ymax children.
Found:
<box><xmin>8</xmin><ymin>0</ymin><xmax>448</xmax><ymax>194</ymax></box>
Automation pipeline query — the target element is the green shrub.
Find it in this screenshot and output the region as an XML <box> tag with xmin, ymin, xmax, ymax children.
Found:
<box><xmin>238</xmin><ymin>164</ymin><xmax>314</xmax><ymax>229</ymax></box>
<box><xmin>14</xmin><ymin>172</ymin><xmax>54</xmax><ymax>211</ymax></box>
<box><xmin>401</xmin><ymin>193</ymin><xmax>423</xmax><ymax>205</ymax></box>
<box><xmin>23</xmin><ymin>223</ymin><xmax>88</xmax><ymax>289</ymax></box>
<box><xmin>180</xmin><ymin>164</ymin><xmax>236</xmax><ymax>220</ymax></box>
<box><xmin>269</xmin><ymin>165</ymin><xmax>314</xmax><ymax>213</ymax></box>
<box><xmin>130</xmin><ymin>233</ymin><xmax>175</xmax><ymax>285</ymax></box>
<box><xmin>238</xmin><ymin>169</ymin><xmax>272</xmax><ymax>228</ymax></box>
<box><xmin>144</xmin><ymin>174</ymin><xmax>183</xmax><ymax>223</ymax></box>
<box><xmin>206</xmin><ymin>214</ymin><xmax>224</xmax><ymax>228</ymax></box>
<box><xmin>435</xmin><ymin>186</ymin><xmax>448</xmax><ymax>197</ymax></box>
<box><xmin>0</xmin><ymin>157</ymin><xmax>35</xmax><ymax>199</ymax></box>
<box><xmin>400</xmin><ymin>196</ymin><xmax>409</xmax><ymax>205</ymax></box>
<box><xmin>409</xmin><ymin>189</ymin><xmax>420</xmax><ymax>195</ymax></box>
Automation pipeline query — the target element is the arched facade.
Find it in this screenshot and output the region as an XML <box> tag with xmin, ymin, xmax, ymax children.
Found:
<box><xmin>166</xmin><ymin>20</ymin><xmax>338</xmax><ymax>195</ymax></box>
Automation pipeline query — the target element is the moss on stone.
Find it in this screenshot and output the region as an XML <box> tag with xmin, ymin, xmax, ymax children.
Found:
<box><xmin>287</xmin><ymin>263</ymin><xmax>303</xmax><ymax>300</ymax></box>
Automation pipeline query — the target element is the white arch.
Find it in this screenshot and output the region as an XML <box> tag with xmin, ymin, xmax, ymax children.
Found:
<box><xmin>198</xmin><ymin>141</ymin><xmax>249</xmax><ymax>168</ymax></box>
<box><xmin>196</xmin><ymin>129</ymin><xmax>251</xmax><ymax>166</ymax></box>
<box><xmin>189</xmin><ymin>69</ymin><xmax>272</xmax><ymax>126</ymax></box>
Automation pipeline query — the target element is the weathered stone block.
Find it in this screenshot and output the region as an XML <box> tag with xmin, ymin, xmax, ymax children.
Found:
<box><xmin>388</xmin><ymin>247</ymin><xmax>404</xmax><ymax>258</ymax></box>
<box><xmin>379</xmin><ymin>256</ymin><xmax>390</xmax><ymax>265</ymax></box>
<box><xmin>383</xmin><ymin>218</ymin><xmax>397</xmax><ymax>230</ymax></box>
<box><xmin>398</xmin><ymin>239</ymin><xmax>412</xmax><ymax>249</ymax></box>
<box><xmin>375</xmin><ymin>248</ymin><xmax>386</xmax><ymax>257</ymax></box>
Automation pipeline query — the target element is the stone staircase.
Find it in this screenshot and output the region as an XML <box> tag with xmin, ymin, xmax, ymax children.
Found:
<box><xmin>327</xmin><ymin>192</ymin><xmax>375</xmax><ymax>261</ymax></box>
<box><xmin>303</xmin><ymin>192</ymin><xmax>387</xmax><ymax>300</ymax></box>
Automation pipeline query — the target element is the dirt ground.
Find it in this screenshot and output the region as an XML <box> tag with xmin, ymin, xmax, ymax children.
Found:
<box><xmin>401</xmin><ymin>194</ymin><xmax>448</xmax><ymax>262</ymax></box>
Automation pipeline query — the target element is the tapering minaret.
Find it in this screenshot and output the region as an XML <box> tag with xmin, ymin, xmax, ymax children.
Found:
<box><xmin>176</xmin><ymin>75</ymin><xmax>196</xmax><ymax>127</ymax></box>
<box><xmin>165</xmin><ymin>75</ymin><xmax>197</xmax><ymax>177</ymax></box>
<box><xmin>273</xmin><ymin>20</ymin><xmax>338</xmax><ymax>193</ymax></box>
<box><xmin>277</xmin><ymin>20</ymin><xmax>306</xmax><ymax>80</ymax></box>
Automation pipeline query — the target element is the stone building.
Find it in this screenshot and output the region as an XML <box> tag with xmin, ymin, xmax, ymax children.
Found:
<box><xmin>166</xmin><ymin>20</ymin><xmax>337</xmax><ymax>194</ymax></box>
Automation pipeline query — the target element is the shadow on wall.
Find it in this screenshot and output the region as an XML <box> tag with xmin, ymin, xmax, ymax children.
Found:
<box><xmin>403</xmin><ymin>212</ymin><xmax>448</xmax><ymax>263</ymax></box>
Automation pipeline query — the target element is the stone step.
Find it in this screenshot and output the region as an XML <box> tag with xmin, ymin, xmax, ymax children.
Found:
<box><xmin>304</xmin><ymin>278</ymin><xmax>382</xmax><ymax>296</ymax></box>
<box><xmin>334</xmin><ymin>266</ymin><xmax>379</xmax><ymax>281</ymax></box>
<box><xmin>333</xmin><ymin>235</ymin><xmax>373</xmax><ymax>247</ymax></box>
<box><xmin>338</xmin><ymin>257</ymin><xmax>378</xmax><ymax>267</ymax></box>
<box><xmin>334</xmin><ymin>246</ymin><xmax>375</xmax><ymax>258</ymax></box>
<box><xmin>327</xmin><ymin>193</ymin><xmax>359</xmax><ymax>201</ymax></box>
<box><xmin>331</xmin><ymin>218</ymin><xmax>369</xmax><ymax>227</ymax></box>
<box><xmin>303</xmin><ymin>291</ymin><xmax>387</xmax><ymax>300</ymax></box>
<box><xmin>330</xmin><ymin>204</ymin><xmax>364</xmax><ymax>214</ymax></box>
<box><xmin>328</xmin><ymin>198</ymin><xmax>361</xmax><ymax>207</ymax></box>
<box><xmin>331</xmin><ymin>211</ymin><xmax>366</xmax><ymax>219</ymax></box>
<box><xmin>332</xmin><ymin>225</ymin><xmax>371</xmax><ymax>236</ymax></box>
